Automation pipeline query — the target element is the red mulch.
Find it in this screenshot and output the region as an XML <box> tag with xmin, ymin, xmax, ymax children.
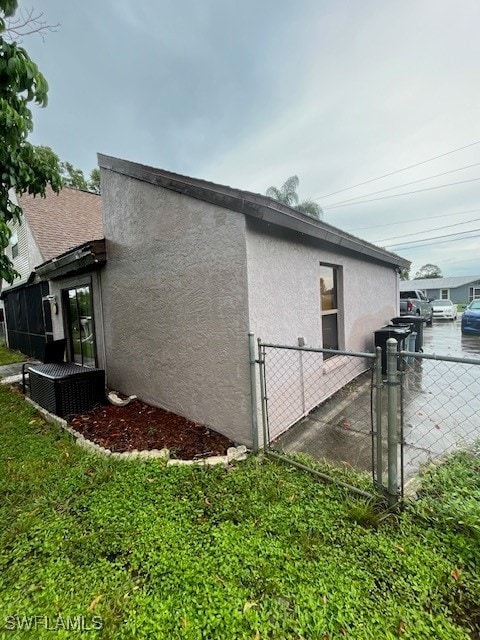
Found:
<box><xmin>68</xmin><ymin>399</ymin><xmax>234</xmax><ymax>459</ymax></box>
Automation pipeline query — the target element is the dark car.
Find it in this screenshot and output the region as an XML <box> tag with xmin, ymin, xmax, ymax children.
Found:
<box><xmin>461</xmin><ymin>299</ymin><xmax>480</xmax><ymax>335</ymax></box>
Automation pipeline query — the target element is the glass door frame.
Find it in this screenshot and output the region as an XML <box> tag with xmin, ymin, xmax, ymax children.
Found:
<box><xmin>62</xmin><ymin>277</ymin><xmax>98</xmax><ymax>368</ymax></box>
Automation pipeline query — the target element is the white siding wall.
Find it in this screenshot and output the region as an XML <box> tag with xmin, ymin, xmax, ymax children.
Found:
<box><xmin>3</xmin><ymin>217</ymin><xmax>30</xmax><ymax>286</ymax></box>
<box><xmin>1</xmin><ymin>212</ymin><xmax>43</xmax><ymax>290</ymax></box>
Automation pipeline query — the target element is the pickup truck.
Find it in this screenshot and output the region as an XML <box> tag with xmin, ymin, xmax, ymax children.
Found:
<box><xmin>399</xmin><ymin>290</ymin><xmax>433</xmax><ymax>325</ymax></box>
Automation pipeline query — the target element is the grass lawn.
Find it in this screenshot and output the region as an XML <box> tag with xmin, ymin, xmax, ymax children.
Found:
<box><xmin>0</xmin><ymin>341</ymin><xmax>26</xmax><ymax>366</ymax></box>
<box><xmin>0</xmin><ymin>384</ymin><xmax>479</xmax><ymax>639</ymax></box>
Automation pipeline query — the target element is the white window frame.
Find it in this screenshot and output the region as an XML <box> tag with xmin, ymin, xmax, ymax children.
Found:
<box><xmin>319</xmin><ymin>263</ymin><xmax>343</xmax><ymax>358</ymax></box>
<box><xmin>469</xmin><ymin>286</ymin><xmax>480</xmax><ymax>302</ymax></box>
<box><xmin>10</xmin><ymin>231</ymin><xmax>18</xmax><ymax>259</ymax></box>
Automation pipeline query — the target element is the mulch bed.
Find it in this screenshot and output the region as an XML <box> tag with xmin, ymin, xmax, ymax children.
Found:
<box><xmin>68</xmin><ymin>399</ymin><xmax>234</xmax><ymax>459</ymax></box>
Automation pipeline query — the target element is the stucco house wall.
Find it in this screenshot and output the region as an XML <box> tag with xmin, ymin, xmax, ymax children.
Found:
<box><xmin>99</xmin><ymin>170</ymin><xmax>253</xmax><ymax>445</ymax></box>
<box><xmin>245</xmin><ymin>219</ymin><xmax>399</xmax><ymax>438</ymax></box>
<box><xmin>96</xmin><ymin>154</ymin><xmax>409</xmax><ymax>448</ymax></box>
<box><xmin>246</xmin><ymin>219</ymin><xmax>398</xmax><ymax>349</ymax></box>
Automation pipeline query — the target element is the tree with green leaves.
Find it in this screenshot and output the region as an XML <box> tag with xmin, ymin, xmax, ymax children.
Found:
<box><xmin>266</xmin><ymin>175</ymin><xmax>323</xmax><ymax>220</ymax></box>
<box><xmin>60</xmin><ymin>161</ymin><xmax>100</xmax><ymax>194</ymax></box>
<box><xmin>88</xmin><ymin>167</ymin><xmax>100</xmax><ymax>194</ymax></box>
<box><xmin>415</xmin><ymin>263</ymin><xmax>442</xmax><ymax>279</ymax></box>
<box><xmin>400</xmin><ymin>267</ymin><xmax>410</xmax><ymax>281</ymax></box>
<box><xmin>0</xmin><ymin>0</ymin><xmax>61</xmax><ymax>283</ymax></box>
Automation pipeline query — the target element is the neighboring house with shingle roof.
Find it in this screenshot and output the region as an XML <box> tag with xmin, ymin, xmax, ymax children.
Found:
<box><xmin>2</xmin><ymin>186</ymin><xmax>103</xmax><ymax>288</ymax></box>
<box><xmin>1</xmin><ymin>187</ymin><xmax>103</xmax><ymax>357</ymax></box>
<box><xmin>400</xmin><ymin>276</ymin><xmax>480</xmax><ymax>304</ymax></box>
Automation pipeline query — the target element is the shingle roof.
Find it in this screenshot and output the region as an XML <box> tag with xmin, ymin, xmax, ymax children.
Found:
<box><xmin>400</xmin><ymin>276</ymin><xmax>480</xmax><ymax>290</ymax></box>
<box><xmin>19</xmin><ymin>186</ymin><xmax>103</xmax><ymax>263</ymax></box>
<box><xmin>98</xmin><ymin>154</ymin><xmax>410</xmax><ymax>270</ymax></box>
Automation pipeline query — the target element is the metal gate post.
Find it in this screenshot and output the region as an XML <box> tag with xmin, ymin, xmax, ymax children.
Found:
<box><xmin>398</xmin><ymin>350</ymin><xmax>406</xmax><ymax>500</ymax></box>
<box><xmin>386</xmin><ymin>338</ymin><xmax>399</xmax><ymax>505</ymax></box>
<box><xmin>299</xmin><ymin>349</ymin><xmax>306</xmax><ymax>415</ymax></box>
<box><xmin>374</xmin><ymin>346</ymin><xmax>384</xmax><ymax>493</ymax></box>
<box><xmin>248</xmin><ymin>333</ymin><xmax>259</xmax><ymax>453</ymax></box>
<box><xmin>257</xmin><ymin>338</ymin><xmax>269</xmax><ymax>450</ymax></box>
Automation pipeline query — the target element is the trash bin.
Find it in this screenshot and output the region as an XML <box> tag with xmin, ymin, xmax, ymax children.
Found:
<box><xmin>391</xmin><ymin>315</ymin><xmax>427</xmax><ymax>352</ymax></box>
<box><xmin>406</xmin><ymin>332</ymin><xmax>417</xmax><ymax>363</ymax></box>
<box><xmin>374</xmin><ymin>325</ymin><xmax>412</xmax><ymax>375</ymax></box>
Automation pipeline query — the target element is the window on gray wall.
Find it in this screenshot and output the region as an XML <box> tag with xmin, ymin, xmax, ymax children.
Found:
<box><xmin>320</xmin><ymin>264</ymin><xmax>340</xmax><ymax>358</ymax></box>
<box><xmin>441</xmin><ymin>289</ymin><xmax>449</xmax><ymax>299</ymax></box>
<box><xmin>469</xmin><ymin>286</ymin><xmax>480</xmax><ymax>302</ymax></box>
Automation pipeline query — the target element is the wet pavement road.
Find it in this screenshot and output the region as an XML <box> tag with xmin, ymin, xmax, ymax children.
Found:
<box><xmin>423</xmin><ymin>314</ymin><xmax>480</xmax><ymax>358</ymax></box>
<box><xmin>274</xmin><ymin>314</ymin><xmax>480</xmax><ymax>483</ymax></box>
<box><xmin>401</xmin><ymin>315</ymin><xmax>480</xmax><ymax>479</ymax></box>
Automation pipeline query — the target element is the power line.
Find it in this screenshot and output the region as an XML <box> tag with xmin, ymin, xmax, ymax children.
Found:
<box><xmin>325</xmin><ymin>162</ymin><xmax>480</xmax><ymax>208</ymax></box>
<box><xmin>373</xmin><ymin>217</ymin><xmax>480</xmax><ymax>244</ymax></box>
<box><xmin>392</xmin><ymin>232</ymin><xmax>480</xmax><ymax>251</ymax></box>
<box><xmin>440</xmin><ymin>255</ymin><xmax>480</xmax><ymax>267</ymax></box>
<box><xmin>385</xmin><ymin>229</ymin><xmax>480</xmax><ymax>249</ymax></box>
<box><xmin>346</xmin><ymin>207</ymin><xmax>480</xmax><ymax>232</ymax></box>
<box><xmin>315</xmin><ymin>139</ymin><xmax>480</xmax><ymax>201</ymax></box>
<box><xmin>323</xmin><ymin>177</ymin><xmax>480</xmax><ymax>210</ymax></box>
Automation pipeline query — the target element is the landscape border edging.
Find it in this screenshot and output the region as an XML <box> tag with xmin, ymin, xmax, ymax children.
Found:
<box><xmin>24</xmin><ymin>398</ymin><xmax>248</xmax><ymax>465</ymax></box>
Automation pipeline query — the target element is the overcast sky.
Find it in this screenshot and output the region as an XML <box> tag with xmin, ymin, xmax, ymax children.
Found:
<box><xmin>23</xmin><ymin>0</ymin><xmax>480</xmax><ymax>277</ymax></box>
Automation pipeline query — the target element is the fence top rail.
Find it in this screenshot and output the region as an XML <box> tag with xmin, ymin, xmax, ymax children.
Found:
<box><xmin>400</xmin><ymin>350</ymin><xmax>480</xmax><ymax>366</ymax></box>
<box><xmin>259</xmin><ymin>342</ymin><xmax>376</xmax><ymax>360</ymax></box>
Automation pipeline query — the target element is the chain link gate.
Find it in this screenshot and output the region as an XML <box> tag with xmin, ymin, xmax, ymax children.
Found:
<box><xmin>250</xmin><ymin>334</ymin><xmax>480</xmax><ymax>504</ymax></box>
<box><xmin>253</xmin><ymin>337</ymin><xmax>386</xmax><ymax>499</ymax></box>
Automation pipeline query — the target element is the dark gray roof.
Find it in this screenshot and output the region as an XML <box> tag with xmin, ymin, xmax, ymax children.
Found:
<box><xmin>400</xmin><ymin>276</ymin><xmax>480</xmax><ymax>291</ymax></box>
<box><xmin>35</xmin><ymin>239</ymin><xmax>106</xmax><ymax>280</ymax></box>
<box><xmin>98</xmin><ymin>154</ymin><xmax>410</xmax><ymax>270</ymax></box>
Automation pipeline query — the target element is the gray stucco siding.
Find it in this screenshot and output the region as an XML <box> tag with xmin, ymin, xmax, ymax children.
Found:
<box><xmin>246</xmin><ymin>220</ymin><xmax>398</xmax><ymax>438</ymax></box>
<box><xmin>245</xmin><ymin>220</ymin><xmax>398</xmax><ymax>350</ymax></box>
<box><xmin>100</xmin><ymin>170</ymin><xmax>253</xmax><ymax>445</ymax></box>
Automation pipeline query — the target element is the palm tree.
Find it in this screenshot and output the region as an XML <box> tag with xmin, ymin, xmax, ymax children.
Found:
<box><xmin>266</xmin><ymin>175</ymin><xmax>323</xmax><ymax>220</ymax></box>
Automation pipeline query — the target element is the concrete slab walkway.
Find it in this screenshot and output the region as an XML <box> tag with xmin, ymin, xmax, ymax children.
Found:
<box><xmin>273</xmin><ymin>371</ymin><xmax>384</xmax><ymax>474</ymax></box>
<box><xmin>273</xmin><ymin>319</ymin><xmax>480</xmax><ymax>482</ymax></box>
<box><xmin>0</xmin><ymin>362</ymin><xmax>29</xmax><ymax>378</ymax></box>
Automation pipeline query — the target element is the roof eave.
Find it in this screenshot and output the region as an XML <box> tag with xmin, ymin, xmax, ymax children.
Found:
<box><xmin>253</xmin><ymin>207</ymin><xmax>409</xmax><ymax>268</ymax></box>
<box><xmin>98</xmin><ymin>154</ymin><xmax>410</xmax><ymax>270</ymax></box>
<box><xmin>35</xmin><ymin>239</ymin><xmax>107</xmax><ymax>281</ymax></box>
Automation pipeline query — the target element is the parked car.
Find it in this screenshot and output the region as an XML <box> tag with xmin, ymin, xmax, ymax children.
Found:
<box><xmin>461</xmin><ymin>300</ymin><xmax>480</xmax><ymax>335</ymax></box>
<box><xmin>431</xmin><ymin>299</ymin><xmax>457</xmax><ymax>321</ymax></box>
<box><xmin>399</xmin><ymin>290</ymin><xmax>433</xmax><ymax>325</ymax></box>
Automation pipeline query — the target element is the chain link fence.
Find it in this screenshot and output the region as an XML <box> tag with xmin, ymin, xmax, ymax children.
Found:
<box><xmin>399</xmin><ymin>350</ymin><xmax>480</xmax><ymax>491</ymax></box>
<box><xmin>253</xmin><ymin>336</ymin><xmax>480</xmax><ymax>504</ymax></box>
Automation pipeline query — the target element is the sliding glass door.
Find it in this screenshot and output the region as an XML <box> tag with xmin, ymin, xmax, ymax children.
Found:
<box><xmin>65</xmin><ymin>284</ymin><xmax>96</xmax><ymax>367</ymax></box>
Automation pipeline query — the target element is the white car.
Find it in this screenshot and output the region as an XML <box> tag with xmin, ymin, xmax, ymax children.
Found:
<box><xmin>431</xmin><ymin>299</ymin><xmax>457</xmax><ymax>321</ymax></box>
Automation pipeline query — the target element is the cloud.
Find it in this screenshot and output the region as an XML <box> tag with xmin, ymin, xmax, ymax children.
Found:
<box><xmin>24</xmin><ymin>0</ymin><xmax>480</xmax><ymax>276</ymax></box>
